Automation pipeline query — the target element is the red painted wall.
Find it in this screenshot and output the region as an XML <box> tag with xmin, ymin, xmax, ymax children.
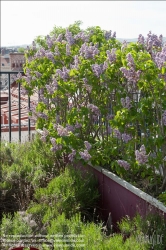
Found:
<box><xmin>75</xmin><ymin>163</ymin><xmax>166</xmax><ymax>231</ymax></box>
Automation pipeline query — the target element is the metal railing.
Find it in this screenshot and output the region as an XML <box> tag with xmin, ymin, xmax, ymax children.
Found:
<box><xmin>0</xmin><ymin>71</ymin><xmax>33</xmax><ymax>142</ymax></box>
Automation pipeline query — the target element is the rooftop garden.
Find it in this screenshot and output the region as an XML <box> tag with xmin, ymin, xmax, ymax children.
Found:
<box><xmin>0</xmin><ymin>21</ymin><xmax>166</xmax><ymax>249</ymax></box>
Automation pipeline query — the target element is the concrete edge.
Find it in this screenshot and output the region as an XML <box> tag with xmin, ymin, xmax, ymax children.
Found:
<box><xmin>88</xmin><ymin>163</ymin><xmax>166</xmax><ymax>213</ymax></box>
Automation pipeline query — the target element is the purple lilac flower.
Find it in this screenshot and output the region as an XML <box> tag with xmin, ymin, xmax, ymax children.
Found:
<box><xmin>91</xmin><ymin>64</ymin><xmax>104</xmax><ymax>78</ymax></box>
<box><xmin>79</xmin><ymin>43</ymin><xmax>99</xmax><ymax>59</ymax></box>
<box><xmin>137</xmin><ymin>34</ymin><xmax>145</xmax><ymax>45</ymax></box>
<box><xmin>146</xmin><ymin>31</ymin><xmax>163</xmax><ymax>51</ymax></box>
<box><xmin>56</xmin><ymin>69</ymin><xmax>63</xmax><ymax>78</ymax></box>
<box><xmin>68</xmin><ymin>149</ymin><xmax>76</xmax><ymax>162</ymax></box>
<box><xmin>15</xmin><ymin>72</ymin><xmax>23</xmax><ymax>80</ymax></box>
<box><xmin>121</xmin><ymin>40</ymin><xmax>128</xmax><ymax>52</ymax></box>
<box><xmin>120</xmin><ymin>52</ymin><xmax>142</xmax><ymax>85</ymax></box>
<box><xmin>162</xmin><ymin>110</ymin><xmax>166</xmax><ymax>125</ymax></box>
<box><xmin>113</xmin><ymin>129</ymin><xmax>121</xmax><ymax>139</ymax></box>
<box><xmin>25</xmin><ymin>68</ymin><xmax>31</xmax><ymax>76</ymax></box>
<box><xmin>35</xmin><ymin>71</ymin><xmax>42</xmax><ymax>78</ymax></box>
<box><xmin>79</xmin><ymin>150</ymin><xmax>91</xmax><ymax>161</ymax></box>
<box><xmin>56</xmin><ymin>34</ymin><xmax>63</xmax><ymax>42</ymax></box>
<box><xmin>74</xmin><ymin>31</ymin><xmax>90</xmax><ymax>42</ymax></box>
<box><xmin>75</xmin><ymin>122</ymin><xmax>82</xmax><ymax>129</ymax></box>
<box><xmin>105</xmin><ymin>30</ymin><xmax>112</xmax><ymax>40</ymax></box>
<box><xmin>121</xmin><ymin>97</ymin><xmax>132</xmax><ymax>109</ymax></box>
<box><xmin>40</xmin><ymin>136</ymin><xmax>46</xmax><ymax>142</ymax></box>
<box><xmin>74</xmin><ymin>55</ymin><xmax>79</xmax><ymax>67</ymax></box>
<box><xmin>46</xmin><ymin>35</ymin><xmax>53</xmax><ymax>48</ymax></box>
<box><xmin>112</xmin><ymin>31</ymin><xmax>116</xmax><ymax>38</ymax></box>
<box><xmin>50</xmin><ymin>137</ymin><xmax>56</xmax><ymax>146</ymax></box>
<box><xmin>39</xmin><ymin>128</ymin><xmax>49</xmax><ymax>142</ymax></box>
<box><xmin>20</xmin><ymin>87</ymin><xmax>28</xmax><ymax>96</ymax></box>
<box><xmin>120</xmin><ymin>67</ymin><xmax>141</xmax><ymax>85</ymax></box>
<box><xmin>56</xmin><ymin>67</ymin><xmax>70</xmax><ymax>81</ymax></box>
<box><xmin>37</xmin><ymin>112</ymin><xmax>48</xmax><ymax>120</ymax></box>
<box><xmin>135</xmin><ymin>145</ymin><xmax>148</xmax><ymax>165</ymax></box>
<box><xmin>84</xmin><ymin>141</ymin><xmax>92</xmax><ymax>151</ymax></box>
<box><xmin>126</xmin><ymin>53</ymin><xmax>135</xmax><ymax>68</ymax></box>
<box><xmin>66</xmin><ymin>124</ymin><xmax>75</xmax><ymax>132</ymax></box>
<box><xmin>57</xmin><ymin>125</ymin><xmax>69</xmax><ymax>136</ymax></box>
<box><xmin>35</xmin><ymin>47</ymin><xmax>46</xmax><ymax>58</ymax></box>
<box><xmin>106</xmin><ymin>49</ymin><xmax>116</xmax><ymax>63</ymax></box>
<box><xmin>42</xmin><ymin>128</ymin><xmax>49</xmax><ymax>136</ymax></box>
<box><xmin>22</xmin><ymin>76</ymin><xmax>32</xmax><ymax>85</ymax></box>
<box><xmin>51</xmin><ymin>144</ymin><xmax>62</xmax><ymax>152</ymax></box>
<box><xmin>46</xmin><ymin>80</ymin><xmax>58</xmax><ymax>95</ymax></box>
<box><xmin>103</xmin><ymin>61</ymin><xmax>108</xmax><ymax>70</ymax></box>
<box><xmin>122</xmin><ymin>133</ymin><xmax>132</xmax><ymax>143</ymax></box>
<box><xmin>65</xmin><ymin>29</ymin><xmax>75</xmax><ymax>45</ymax></box>
<box><xmin>39</xmin><ymin>88</ymin><xmax>44</xmax><ymax>95</ymax></box>
<box><xmin>71</xmin><ymin>55</ymin><xmax>79</xmax><ymax>69</ymax></box>
<box><xmin>62</xmin><ymin>67</ymin><xmax>70</xmax><ymax>81</ymax></box>
<box><xmin>45</xmin><ymin>51</ymin><xmax>55</xmax><ymax>63</ymax></box>
<box><xmin>54</xmin><ymin>46</ymin><xmax>60</xmax><ymax>56</ymax></box>
<box><xmin>117</xmin><ymin>160</ymin><xmax>130</xmax><ymax>170</ymax></box>
<box><xmin>155</xmin><ymin>45</ymin><xmax>166</xmax><ymax>69</ymax></box>
<box><xmin>66</xmin><ymin>44</ymin><xmax>71</xmax><ymax>56</ymax></box>
<box><xmin>87</xmin><ymin>104</ymin><xmax>100</xmax><ymax>116</ymax></box>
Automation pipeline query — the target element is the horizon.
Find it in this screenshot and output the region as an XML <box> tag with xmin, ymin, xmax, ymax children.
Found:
<box><xmin>1</xmin><ymin>1</ymin><xmax>166</xmax><ymax>47</ymax></box>
<box><xmin>2</xmin><ymin>37</ymin><xmax>166</xmax><ymax>49</ymax></box>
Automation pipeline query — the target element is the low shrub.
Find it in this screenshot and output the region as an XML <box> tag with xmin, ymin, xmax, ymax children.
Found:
<box><xmin>0</xmin><ymin>212</ymin><xmax>149</xmax><ymax>250</ymax></box>
<box><xmin>118</xmin><ymin>213</ymin><xmax>166</xmax><ymax>250</ymax></box>
<box><xmin>27</xmin><ymin>166</ymin><xmax>100</xmax><ymax>226</ymax></box>
<box><xmin>0</xmin><ymin>135</ymin><xmax>65</xmax><ymax>216</ymax></box>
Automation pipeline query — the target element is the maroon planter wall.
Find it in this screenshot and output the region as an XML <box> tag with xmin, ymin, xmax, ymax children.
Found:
<box><xmin>76</xmin><ymin>163</ymin><xmax>166</xmax><ymax>230</ymax></box>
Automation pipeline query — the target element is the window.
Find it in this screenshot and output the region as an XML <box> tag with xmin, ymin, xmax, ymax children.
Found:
<box><xmin>2</xmin><ymin>63</ymin><xmax>4</xmax><ymax>66</ymax></box>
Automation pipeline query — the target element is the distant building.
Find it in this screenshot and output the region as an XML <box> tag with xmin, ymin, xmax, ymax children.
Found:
<box><xmin>0</xmin><ymin>52</ymin><xmax>25</xmax><ymax>90</ymax></box>
<box><xmin>0</xmin><ymin>47</ymin><xmax>18</xmax><ymax>56</ymax></box>
<box><xmin>0</xmin><ymin>53</ymin><xmax>36</xmax><ymax>142</ymax></box>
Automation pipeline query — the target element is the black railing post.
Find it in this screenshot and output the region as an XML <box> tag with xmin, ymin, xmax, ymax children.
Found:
<box><xmin>8</xmin><ymin>73</ymin><xmax>11</xmax><ymax>142</ymax></box>
<box><xmin>18</xmin><ymin>81</ymin><xmax>21</xmax><ymax>142</ymax></box>
<box><xmin>0</xmin><ymin>71</ymin><xmax>24</xmax><ymax>143</ymax></box>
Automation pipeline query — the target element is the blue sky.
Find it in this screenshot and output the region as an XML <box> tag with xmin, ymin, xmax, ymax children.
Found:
<box><xmin>1</xmin><ymin>1</ymin><xmax>166</xmax><ymax>46</ymax></box>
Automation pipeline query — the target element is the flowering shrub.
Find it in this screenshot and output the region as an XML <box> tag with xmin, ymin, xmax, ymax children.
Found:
<box><xmin>17</xmin><ymin>22</ymin><xmax>166</xmax><ymax>191</ymax></box>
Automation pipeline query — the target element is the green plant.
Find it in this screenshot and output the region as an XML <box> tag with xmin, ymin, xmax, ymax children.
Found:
<box><xmin>118</xmin><ymin>213</ymin><xmax>166</xmax><ymax>250</ymax></box>
<box><xmin>16</xmin><ymin>21</ymin><xmax>166</xmax><ymax>196</ymax></box>
<box><xmin>27</xmin><ymin>166</ymin><xmax>99</xmax><ymax>225</ymax></box>
<box><xmin>117</xmin><ymin>215</ymin><xmax>132</xmax><ymax>235</ymax></box>
<box><xmin>0</xmin><ymin>135</ymin><xmax>66</xmax><ymax>215</ymax></box>
<box><xmin>0</xmin><ymin>212</ymin><xmax>33</xmax><ymax>250</ymax></box>
<box><xmin>46</xmin><ymin>212</ymin><xmax>149</xmax><ymax>250</ymax></box>
<box><xmin>158</xmin><ymin>191</ymin><xmax>166</xmax><ymax>205</ymax></box>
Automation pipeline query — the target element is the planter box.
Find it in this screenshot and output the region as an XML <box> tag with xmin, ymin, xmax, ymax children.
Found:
<box><xmin>79</xmin><ymin>163</ymin><xmax>166</xmax><ymax>229</ymax></box>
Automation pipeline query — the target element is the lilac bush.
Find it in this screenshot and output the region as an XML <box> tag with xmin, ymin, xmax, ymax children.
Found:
<box><xmin>17</xmin><ymin>22</ymin><xmax>166</xmax><ymax>191</ymax></box>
